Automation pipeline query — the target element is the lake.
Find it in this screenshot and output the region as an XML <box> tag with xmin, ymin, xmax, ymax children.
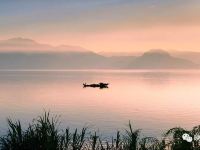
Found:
<box><xmin>0</xmin><ymin>70</ymin><xmax>200</xmax><ymax>138</ymax></box>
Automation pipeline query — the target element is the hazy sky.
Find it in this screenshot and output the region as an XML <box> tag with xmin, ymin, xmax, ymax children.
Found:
<box><xmin>1</xmin><ymin>0</ymin><xmax>200</xmax><ymax>52</ymax></box>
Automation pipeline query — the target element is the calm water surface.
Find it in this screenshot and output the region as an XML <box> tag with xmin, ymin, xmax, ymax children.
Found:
<box><xmin>0</xmin><ymin>70</ymin><xmax>200</xmax><ymax>138</ymax></box>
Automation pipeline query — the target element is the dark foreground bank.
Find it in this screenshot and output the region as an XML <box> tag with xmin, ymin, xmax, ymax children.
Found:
<box><xmin>0</xmin><ymin>112</ymin><xmax>199</xmax><ymax>150</ymax></box>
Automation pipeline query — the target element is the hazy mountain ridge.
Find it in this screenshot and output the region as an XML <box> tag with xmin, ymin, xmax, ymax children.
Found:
<box><xmin>0</xmin><ymin>51</ymin><xmax>108</xmax><ymax>69</ymax></box>
<box><xmin>0</xmin><ymin>50</ymin><xmax>197</xmax><ymax>69</ymax></box>
<box><xmin>0</xmin><ymin>38</ymin><xmax>89</xmax><ymax>52</ymax></box>
<box><xmin>127</xmin><ymin>50</ymin><xmax>198</xmax><ymax>69</ymax></box>
<box><xmin>171</xmin><ymin>51</ymin><xmax>200</xmax><ymax>64</ymax></box>
<box><xmin>0</xmin><ymin>38</ymin><xmax>198</xmax><ymax>69</ymax></box>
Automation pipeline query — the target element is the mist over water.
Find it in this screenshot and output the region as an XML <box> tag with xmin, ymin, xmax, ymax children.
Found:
<box><xmin>0</xmin><ymin>70</ymin><xmax>200</xmax><ymax>138</ymax></box>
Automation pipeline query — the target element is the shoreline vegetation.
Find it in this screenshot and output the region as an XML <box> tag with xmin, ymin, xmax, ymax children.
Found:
<box><xmin>0</xmin><ymin>112</ymin><xmax>199</xmax><ymax>150</ymax></box>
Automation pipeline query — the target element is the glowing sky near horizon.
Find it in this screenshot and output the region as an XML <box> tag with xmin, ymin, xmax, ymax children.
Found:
<box><xmin>1</xmin><ymin>0</ymin><xmax>200</xmax><ymax>52</ymax></box>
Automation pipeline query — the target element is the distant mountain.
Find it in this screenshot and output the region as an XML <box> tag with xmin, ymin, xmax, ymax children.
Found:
<box><xmin>0</xmin><ymin>50</ymin><xmax>196</xmax><ymax>69</ymax></box>
<box><xmin>0</xmin><ymin>38</ymin><xmax>198</xmax><ymax>69</ymax></box>
<box><xmin>171</xmin><ymin>51</ymin><xmax>200</xmax><ymax>64</ymax></box>
<box><xmin>126</xmin><ymin>50</ymin><xmax>198</xmax><ymax>69</ymax></box>
<box><xmin>0</xmin><ymin>38</ymin><xmax>107</xmax><ymax>69</ymax></box>
<box><xmin>0</xmin><ymin>37</ymin><xmax>53</xmax><ymax>51</ymax></box>
<box><xmin>106</xmin><ymin>56</ymin><xmax>137</xmax><ymax>68</ymax></box>
<box><xmin>0</xmin><ymin>51</ymin><xmax>108</xmax><ymax>69</ymax></box>
<box><xmin>0</xmin><ymin>37</ymin><xmax>89</xmax><ymax>52</ymax></box>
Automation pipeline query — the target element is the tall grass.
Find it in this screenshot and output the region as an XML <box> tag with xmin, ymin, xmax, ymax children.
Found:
<box><xmin>0</xmin><ymin>112</ymin><xmax>199</xmax><ymax>150</ymax></box>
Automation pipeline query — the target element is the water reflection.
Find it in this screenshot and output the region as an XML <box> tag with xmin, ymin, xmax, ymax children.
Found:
<box><xmin>0</xmin><ymin>70</ymin><xmax>200</xmax><ymax>137</ymax></box>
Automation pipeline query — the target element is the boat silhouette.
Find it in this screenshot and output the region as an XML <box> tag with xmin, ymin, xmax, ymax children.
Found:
<box><xmin>83</xmin><ymin>82</ymin><xmax>109</xmax><ymax>89</ymax></box>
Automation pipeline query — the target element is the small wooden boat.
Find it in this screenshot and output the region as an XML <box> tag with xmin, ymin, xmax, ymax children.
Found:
<box><xmin>83</xmin><ymin>82</ymin><xmax>109</xmax><ymax>89</ymax></box>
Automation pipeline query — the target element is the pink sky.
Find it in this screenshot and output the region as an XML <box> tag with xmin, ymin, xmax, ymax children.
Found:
<box><xmin>1</xmin><ymin>0</ymin><xmax>200</xmax><ymax>53</ymax></box>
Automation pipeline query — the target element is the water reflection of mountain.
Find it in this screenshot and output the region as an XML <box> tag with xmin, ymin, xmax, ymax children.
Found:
<box><xmin>136</xmin><ymin>70</ymin><xmax>200</xmax><ymax>86</ymax></box>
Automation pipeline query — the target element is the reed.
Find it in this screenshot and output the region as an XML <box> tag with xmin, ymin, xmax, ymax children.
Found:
<box><xmin>0</xmin><ymin>112</ymin><xmax>199</xmax><ymax>150</ymax></box>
